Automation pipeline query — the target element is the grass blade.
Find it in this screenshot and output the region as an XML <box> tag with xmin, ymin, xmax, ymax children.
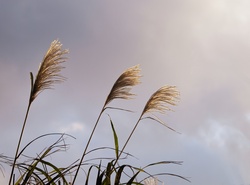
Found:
<box><xmin>108</xmin><ymin>115</ymin><xmax>119</xmax><ymax>159</ymax></box>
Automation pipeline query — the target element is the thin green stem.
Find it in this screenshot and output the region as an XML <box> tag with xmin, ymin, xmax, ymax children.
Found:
<box><xmin>71</xmin><ymin>105</ymin><xmax>105</xmax><ymax>185</ymax></box>
<box><xmin>113</xmin><ymin>113</ymin><xmax>143</xmax><ymax>167</ymax></box>
<box><xmin>8</xmin><ymin>102</ymin><xmax>31</xmax><ymax>185</ymax></box>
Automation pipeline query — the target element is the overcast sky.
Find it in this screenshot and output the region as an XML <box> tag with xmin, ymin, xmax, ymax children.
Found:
<box><xmin>1</xmin><ymin>0</ymin><xmax>250</xmax><ymax>184</ymax></box>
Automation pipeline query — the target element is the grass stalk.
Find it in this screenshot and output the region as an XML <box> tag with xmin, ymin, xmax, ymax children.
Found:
<box><xmin>71</xmin><ymin>105</ymin><xmax>105</xmax><ymax>185</ymax></box>
<box><xmin>8</xmin><ymin>103</ymin><xmax>31</xmax><ymax>185</ymax></box>
<box><xmin>113</xmin><ymin>85</ymin><xmax>179</xmax><ymax>167</ymax></box>
<box><xmin>72</xmin><ymin>65</ymin><xmax>141</xmax><ymax>184</ymax></box>
<box><xmin>8</xmin><ymin>40</ymin><xmax>68</xmax><ymax>185</ymax></box>
<box><xmin>113</xmin><ymin>114</ymin><xmax>143</xmax><ymax>168</ymax></box>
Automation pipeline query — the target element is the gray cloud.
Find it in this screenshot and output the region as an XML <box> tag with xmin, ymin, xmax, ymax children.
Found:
<box><xmin>1</xmin><ymin>0</ymin><xmax>250</xmax><ymax>184</ymax></box>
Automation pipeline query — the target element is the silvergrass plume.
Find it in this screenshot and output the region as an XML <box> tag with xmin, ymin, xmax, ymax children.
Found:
<box><xmin>8</xmin><ymin>40</ymin><xmax>68</xmax><ymax>185</ymax></box>
<box><xmin>144</xmin><ymin>177</ymin><xmax>159</xmax><ymax>185</ymax></box>
<box><xmin>141</xmin><ymin>85</ymin><xmax>179</xmax><ymax>116</ymax></box>
<box><xmin>104</xmin><ymin>64</ymin><xmax>141</xmax><ymax>107</ymax></box>
<box><xmin>72</xmin><ymin>64</ymin><xmax>141</xmax><ymax>185</ymax></box>
<box><xmin>29</xmin><ymin>39</ymin><xmax>69</xmax><ymax>103</ymax></box>
<box><xmin>114</xmin><ymin>85</ymin><xmax>179</xmax><ymax>167</ymax></box>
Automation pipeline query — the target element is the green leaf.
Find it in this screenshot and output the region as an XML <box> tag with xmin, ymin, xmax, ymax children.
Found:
<box><xmin>30</xmin><ymin>72</ymin><xmax>34</xmax><ymax>91</ymax></box>
<box><xmin>96</xmin><ymin>161</ymin><xmax>103</xmax><ymax>185</ymax></box>
<box><xmin>102</xmin><ymin>161</ymin><xmax>113</xmax><ymax>185</ymax></box>
<box><xmin>114</xmin><ymin>165</ymin><xmax>126</xmax><ymax>185</ymax></box>
<box><xmin>108</xmin><ymin>115</ymin><xmax>119</xmax><ymax>159</ymax></box>
<box><xmin>127</xmin><ymin>170</ymin><xmax>141</xmax><ymax>185</ymax></box>
<box><xmin>39</xmin><ymin>159</ymin><xmax>69</xmax><ymax>184</ymax></box>
<box><xmin>85</xmin><ymin>165</ymin><xmax>95</xmax><ymax>185</ymax></box>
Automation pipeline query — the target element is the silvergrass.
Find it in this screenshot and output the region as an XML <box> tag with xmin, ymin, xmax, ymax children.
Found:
<box><xmin>29</xmin><ymin>40</ymin><xmax>69</xmax><ymax>103</ymax></box>
<box><xmin>104</xmin><ymin>64</ymin><xmax>141</xmax><ymax>106</ymax></box>
<box><xmin>113</xmin><ymin>85</ymin><xmax>180</xmax><ymax>167</ymax></box>
<box><xmin>144</xmin><ymin>177</ymin><xmax>159</xmax><ymax>185</ymax></box>
<box><xmin>15</xmin><ymin>134</ymin><xmax>75</xmax><ymax>185</ymax></box>
<box><xmin>142</xmin><ymin>86</ymin><xmax>179</xmax><ymax>115</ymax></box>
<box><xmin>72</xmin><ymin>65</ymin><xmax>141</xmax><ymax>185</ymax></box>
<box><xmin>8</xmin><ymin>40</ymin><xmax>68</xmax><ymax>185</ymax></box>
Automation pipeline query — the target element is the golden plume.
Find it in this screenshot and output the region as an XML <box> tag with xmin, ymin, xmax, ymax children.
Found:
<box><xmin>104</xmin><ymin>64</ymin><xmax>141</xmax><ymax>107</ymax></box>
<box><xmin>72</xmin><ymin>65</ymin><xmax>141</xmax><ymax>184</ymax></box>
<box><xmin>142</xmin><ymin>85</ymin><xmax>179</xmax><ymax>115</ymax></box>
<box><xmin>113</xmin><ymin>85</ymin><xmax>180</xmax><ymax>168</ymax></box>
<box><xmin>29</xmin><ymin>40</ymin><xmax>69</xmax><ymax>103</ymax></box>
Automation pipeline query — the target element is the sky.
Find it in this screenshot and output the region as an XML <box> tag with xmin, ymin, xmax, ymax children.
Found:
<box><xmin>1</xmin><ymin>0</ymin><xmax>250</xmax><ymax>184</ymax></box>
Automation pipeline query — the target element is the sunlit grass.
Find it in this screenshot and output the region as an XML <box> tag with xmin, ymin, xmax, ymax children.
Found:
<box><xmin>1</xmin><ymin>40</ymin><xmax>189</xmax><ymax>185</ymax></box>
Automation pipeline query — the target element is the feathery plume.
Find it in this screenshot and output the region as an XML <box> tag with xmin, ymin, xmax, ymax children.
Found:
<box><xmin>142</xmin><ymin>85</ymin><xmax>179</xmax><ymax>116</ymax></box>
<box><xmin>9</xmin><ymin>40</ymin><xmax>68</xmax><ymax>185</ymax></box>
<box><xmin>144</xmin><ymin>177</ymin><xmax>161</xmax><ymax>185</ymax></box>
<box><xmin>29</xmin><ymin>40</ymin><xmax>69</xmax><ymax>103</ymax></box>
<box><xmin>113</xmin><ymin>86</ymin><xmax>179</xmax><ymax>168</ymax></box>
<box><xmin>104</xmin><ymin>64</ymin><xmax>141</xmax><ymax>106</ymax></box>
<box><xmin>72</xmin><ymin>65</ymin><xmax>141</xmax><ymax>184</ymax></box>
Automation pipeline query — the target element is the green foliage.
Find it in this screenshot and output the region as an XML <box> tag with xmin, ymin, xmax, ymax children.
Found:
<box><xmin>109</xmin><ymin>116</ymin><xmax>119</xmax><ymax>159</ymax></box>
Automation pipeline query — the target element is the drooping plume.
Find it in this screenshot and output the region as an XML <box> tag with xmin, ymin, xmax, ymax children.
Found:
<box><xmin>29</xmin><ymin>40</ymin><xmax>69</xmax><ymax>103</ymax></box>
<box><xmin>72</xmin><ymin>64</ymin><xmax>141</xmax><ymax>184</ymax></box>
<box><xmin>142</xmin><ymin>85</ymin><xmax>179</xmax><ymax>116</ymax></box>
<box><xmin>104</xmin><ymin>64</ymin><xmax>141</xmax><ymax>107</ymax></box>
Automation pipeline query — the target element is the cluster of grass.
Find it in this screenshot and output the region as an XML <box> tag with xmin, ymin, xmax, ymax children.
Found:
<box><xmin>1</xmin><ymin>40</ymin><xmax>189</xmax><ymax>185</ymax></box>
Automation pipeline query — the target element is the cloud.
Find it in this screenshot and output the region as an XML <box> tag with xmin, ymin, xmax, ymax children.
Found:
<box><xmin>198</xmin><ymin>119</ymin><xmax>250</xmax><ymax>183</ymax></box>
<box><xmin>1</xmin><ymin>0</ymin><xmax>250</xmax><ymax>184</ymax></box>
<box><xmin>59</xmin><ymin>122</ymin><xmax>84</xmax><ymax>133</ymax></box>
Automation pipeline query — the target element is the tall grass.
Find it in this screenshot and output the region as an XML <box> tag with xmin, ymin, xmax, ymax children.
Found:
<box><xmin>2</xmin><ymin>40</ymin><xmax>189</xmax><ymax>185</ymax></box>
<box><xmin>71</xmin><ymin>64</ymin><xmax>141</xmax><ymax>184</ymax></box>
<box><xmin>8</xmin><ymin>40</ymin><xmax>69</xmax><ymax>185</ymax></box>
